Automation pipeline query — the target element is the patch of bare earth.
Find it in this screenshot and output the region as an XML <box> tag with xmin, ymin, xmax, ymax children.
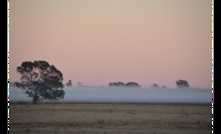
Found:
<box><xmin>10</xmin><ymin>103</ymin><xmax>211</xmax><ymax>134</ymax></box>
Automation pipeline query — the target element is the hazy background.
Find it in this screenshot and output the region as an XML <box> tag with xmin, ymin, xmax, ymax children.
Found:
<box><xmin>10</xmin><ymin>0</ymin><xmax>211</xmax><ymax>88</ymax></box>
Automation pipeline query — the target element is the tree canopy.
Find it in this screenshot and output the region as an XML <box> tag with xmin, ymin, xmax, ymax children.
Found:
<box><xmin>151</xmin><ymin>84</ymin><xmax>159</xmax><ymax>88</ymax></box>
<box><xmin>109</xmin><ymin>82</ymin><xmax>125</xmax><ymax>87</ymax></box>
<box><xmin>15</xmin><ymin>61</ymin><xmax>65</xmax><ymax>104</ymax></box>
<box><xmin>125</xmin><ymin>82</ymin><xmax>141</xmax><ymax>87</ymax></box>
<box><xmin>66</xmin><ymin>80</ymin><xmax>72</xmax><ymax>86</ymax></box>
<box><xmin>108</xmin><ymin>82</ymin><xmax>141</xmax><ymax>87</ymax></box>
<box><xmin>176</xmin><ymin>80</ymin><xmax>190</xmax><ymax>88</ymax></box>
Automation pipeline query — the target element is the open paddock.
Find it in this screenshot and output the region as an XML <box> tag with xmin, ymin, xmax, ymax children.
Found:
<box><xmin>10</xmin><ymin>103</ymin><xmax>211</xmax><ymax>134</ymax></box>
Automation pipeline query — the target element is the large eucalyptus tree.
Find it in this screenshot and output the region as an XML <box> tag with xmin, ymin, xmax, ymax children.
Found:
<box><xmin>15</xmin><ymin>61</ymin><xmax>65</xmax><ymax>104</ymax></box>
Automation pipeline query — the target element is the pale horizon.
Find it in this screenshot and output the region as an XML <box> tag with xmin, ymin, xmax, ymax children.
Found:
<box><xmin>10</xmin><ymin>0</ymin><xmax>211</xmax><ymax>88</ymax></box>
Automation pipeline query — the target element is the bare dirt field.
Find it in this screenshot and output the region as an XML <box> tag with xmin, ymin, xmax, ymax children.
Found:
<box><xmin>10</xmin><ymin>103</ymin><xmax>211</xmax><ymax>134</ymax></box>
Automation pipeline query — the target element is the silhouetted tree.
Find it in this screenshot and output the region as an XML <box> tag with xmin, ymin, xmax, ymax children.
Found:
<box><xmin>15</xmin><ymin>61</ymin><xmax>65</xmax><ymax>104</ymax></box>
<box><xmin>109</xmin><ymin>82</ymin><xmax>124</xmax><ymax>87</ymax></box>
<box><xmin>66</xmin><ymin>80</ymin><xmax>72</xmax><ymax>86</ymax></box>
<box><xmin>162</xmin><ymin>85</ymin><xmax>167</xmax><ymax>88</ymax></box>
<box><xmin>125</xmin><ymin>82</ymin><xmax>141</xmax><ymax>87</ymax></box>
<box><xmin>117</xmin><ymin>82</ymin><xmax>124</xmax><ymax>86</ymax></box>
<box><xmin>151</xmin><ymin>84</ymin><xmax>159</xmax><ymax>88</ymax></box>
<box><xmin>78</xmin><ymin>82</ymin><xmax>84</xmax><ymax>87</ymax></box>
<box><xmin>176</xmin><ymin>80</ymin><xmax>190</xmax><ymax>88</ymax></box>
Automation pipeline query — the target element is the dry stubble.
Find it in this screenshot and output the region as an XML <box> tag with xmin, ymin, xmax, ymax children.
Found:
<box><xmin>10</xmin><ymin>103</ymin><xmax>211</xmax><ymax>134</ymax></box>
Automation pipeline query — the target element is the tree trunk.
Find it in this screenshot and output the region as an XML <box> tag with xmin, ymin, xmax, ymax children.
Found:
<box><xmin>33</xmin><ymin>94</ymin><xmax>38</xmax><ymax>104</ymax></box>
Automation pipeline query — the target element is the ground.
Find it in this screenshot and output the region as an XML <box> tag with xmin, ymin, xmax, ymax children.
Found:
<box><xmin>10</xmin><ymin>102</ymin><xmax>211</xmax><ymax>134</ymax></box>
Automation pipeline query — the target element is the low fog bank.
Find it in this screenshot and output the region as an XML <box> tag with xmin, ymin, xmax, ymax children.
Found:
<box><xmin>10</xmin><ymin>86</ymin><xmax>211</xmax><ymax>104</ymax></box>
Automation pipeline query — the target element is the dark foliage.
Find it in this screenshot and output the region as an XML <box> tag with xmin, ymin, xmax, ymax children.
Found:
<box><xmin>108</xmin><ymin>82</ymin><xmax>141</xmax><ymax>87</ymax></box>
<box><xmin>151</xmin><ymin>84</ymin><xmax>159</xmax><ymax>88</ymax></box>
<box><xmin>109</xmin><ymin>82</ymin><xmax>124</xmax><ymax>86</ymax></box>
<box><xmin>162</xmin><ymin>85</ymin><xmax>167</xmax><ymax>88</ymax></box>
<box><xmin>66</xmin><ymin>80</ymin><xmax>72</xmax><ymax>86</ymax></box>
<box><xmin>15</xmin><ymin>61</ymin><xmax>65</xmax><ymax>104</ymax></box>
<box><xmin>176</xmin><ymin>80</ymin><xmax>190</xmax><ymax>88</ymax></box>
<box><xmin>125</xmin><ymin>82</ymin><xmax>141</xmax><ymax>87</ymax></box>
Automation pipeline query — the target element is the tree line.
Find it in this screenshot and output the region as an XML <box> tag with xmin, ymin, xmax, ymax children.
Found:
<box><xmin>14</xmin><ymin>60</ymin><xmax>190</xmax><ymax>104</ymax></box>
<box><xmin>108</xmin><ymin>82</ymin><xmax>141</xmax><ymax>87</ymax></box>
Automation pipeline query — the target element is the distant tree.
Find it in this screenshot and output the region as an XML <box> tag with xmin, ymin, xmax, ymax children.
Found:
<box><xmin>108</xmin><ymin>82</ymin><xmax>113</xmax><ymax>86</ymax></box>
<box><xmin>109</xmin><ymin>82</ymin><xmax>141</xmax><ymax>87</ymax></box>
<box><xmin>66</xmin><ymin>80</ymin><xmax>72</xmax><ymax>86</ymax></box>
<box><xmin>151</xmin><ymin>84</ymin><xmax>159</xmax><ymax>88</ymax></box>
<box><xmin>112</xmin><ymin>82</ymin><xmax>118</xmax><ymax>86</ymax></box>
<box><xmin>108</xmin><ymin>82</ymin><xmax>124</xmax><ymax>87</ymax></box>
<box><xmin>125</xmin><ymin>82</ymin><xmax>141</xmax><ymax>87</ymax></box>
<box><xmin>176</xmin><ymin>80</ymin><xmax>190</xmax><ymax>88</ymax></box>
<box><xmin>162</xmin><ymin>85</ymin><xmax>167</xmax><ymax>88</ymax></box>
<box><xmin>117</xmin><ymin>82</ymin><xmax>124</xmax><ymax>86</ymax></box>
<box><xmin>15</xmin><ymin>61</ymin><xmax>65</xmax><ymax>104</ymax></box>
<box><xmin>78</xmin><ymin>82</ymin><xmax>84</xmax><ymax>87</ymax></box>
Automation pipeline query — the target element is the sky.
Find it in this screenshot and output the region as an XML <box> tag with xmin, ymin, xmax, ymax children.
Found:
<box><xmin>10</xmin><ymin>0</ymin><xmax>211</xmax><ymax>88</ymax></box>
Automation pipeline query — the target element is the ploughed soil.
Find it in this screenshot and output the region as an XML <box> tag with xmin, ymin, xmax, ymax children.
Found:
<box><xmin>10</xmin><ymin>102</ymin><xmax>211</xmax><ymax>134</ymax></box>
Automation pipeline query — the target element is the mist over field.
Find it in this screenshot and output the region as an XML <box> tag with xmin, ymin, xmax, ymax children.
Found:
<box><xmin>10</xmin><ymin>86</ymin><xmax>211</xmax><ymax>104</ymax></box>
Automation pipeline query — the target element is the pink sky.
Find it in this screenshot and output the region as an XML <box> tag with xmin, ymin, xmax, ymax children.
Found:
<box><xmin>10</xmin><ymin>0</ymin><xmax>211</xmax><ymax>88</ymax></box>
